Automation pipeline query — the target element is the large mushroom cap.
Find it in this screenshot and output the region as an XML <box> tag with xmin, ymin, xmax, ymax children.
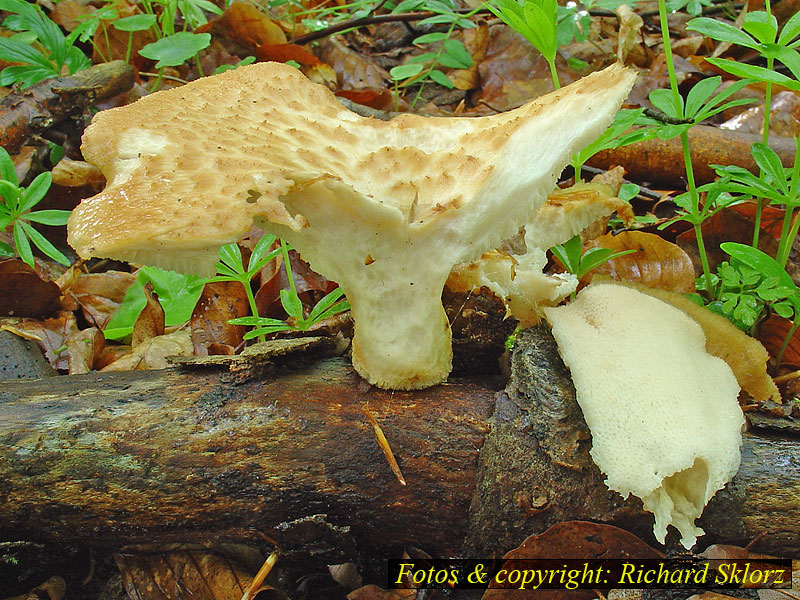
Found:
<box><xmin>68</xmin><ymin>61</ymin><xmax>635</xmax><ymax>276</ymax></box>
<box><xmin>68</xmin><ymin>61</ymin><xmax>636</xmax><ymax>389</ymax></box>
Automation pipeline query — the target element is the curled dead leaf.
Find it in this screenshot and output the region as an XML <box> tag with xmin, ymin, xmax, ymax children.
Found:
<box><xmin>585</xmin><ymin>230</ymin><xmax>696</xmax><ymax>294</ymax></box>
<box><xmin>101</xmin><ymin>330</ymin><xmax>192</xmax><ymax>371</ymax></box>
<box><xmin>0</xmin><ymin>259</ymin><xmax>61</xmax><ymax>318</ymax></box>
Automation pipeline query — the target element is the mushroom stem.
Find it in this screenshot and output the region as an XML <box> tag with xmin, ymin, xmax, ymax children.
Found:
<box><xmin>347</xmin><ymin>274</ymin><xmax>453</xmax><ymax>389</ymax></box>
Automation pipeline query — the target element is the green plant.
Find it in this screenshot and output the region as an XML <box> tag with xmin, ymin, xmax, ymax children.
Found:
<box><xmin>228</xmin><ymin>239</ymin><xmax>350</xmax><ymax>339</ymax></box>
<box><xmin>103</xmin><ymin>266</ymin><xmax>206</xmax><ymax>339</ymax></box>
<box><xmin>557</xmin><ymin>0</ymin><xmax>635</xmax><ymax>47</ymax></box>
<box><xmin>205</xmin><ymin>234</ymin><xmax>285</xmax><ymax>341</ymax></box>
<box><xmin>687</xmin><ymin>6</ymin><xmax>800</xmax><ymax>246</ymax></box>
<box><xmin>141</xmin><ymin>0</ymin><xmax>223</xmax><ymax>36</ymax></box>
<box><xmin>388</xmin><ymin>0</ymin><xmax>477</xmax><ymax>106</ymax></box>
<box><xmin>72</xmin><ymin>1</ymin><xmax>120</xmax><ymax>63</ymax></box>
<box><xmin>550</xmin><ymin>233</ymin><xmax>637</xmax><ymax>298</ymax></box>
<box><xmin>0</xmin><ymin>0</ymin><xmax>91</xmax><ymax>88</ymax></box>
<box><xmin>112</xmin><ymin>14</ymin><xmax>158</xmax><ymax>63</ymax></box>
<box><xmin>718</xmin><ymin>242</ymin><xmax>800</xmax><ymax>367</ymax></box>
<box><xmin>0</xmin><ymin>148</ymin><xmax>70</xmax><ymax>267</ymax></box>
<box><xmin>390</xmin><ymin>32</ymin><xmax>474</xmax><ymax>100</ymax></box>
<box><xmin>486</xmin><ymin>0</ymin><xmax>560</xmax><ymax>89</ymax></box>
<box><xmin>712</xmin><ymin>139</ymin><xmax>800</xmax><ymax>268</ymax></box>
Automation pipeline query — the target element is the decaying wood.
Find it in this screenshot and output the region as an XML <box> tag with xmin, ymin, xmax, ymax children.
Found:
<box><xmin>0</xmin><ymin>61</ymin><xmax>134</xmax><ymax>154</ymax></box>
<box><xmin>0</xmin><ymin>356</ymin><xmax>494</xmax><ymax>561</ymax></box>
<box><xmin>588</xmin><ymin>125</ymin><xmax>798</xmax><ymax>186</ymax></box>
<box><xmin>0</xmin><ymin>332</ymin><xmax>798</xmax><ymax>560</ymax></box>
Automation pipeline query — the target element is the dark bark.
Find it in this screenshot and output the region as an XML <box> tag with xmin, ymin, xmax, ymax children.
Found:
<box><xmin>0</xmin><ymin>331</ymin><xmax>798</xmax><ymax>560</ymax></box>
<box><xmin>0</xmin><ymin>61</ymin><xmax>134</xmax><ymax>154</ymax></box>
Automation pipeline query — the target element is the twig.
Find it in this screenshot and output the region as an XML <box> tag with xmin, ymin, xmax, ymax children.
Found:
<box><xmin>240</xmin><ymin>551</ymin><xmax>279</xmax><ymax>600</ymax></box>
<box><xmin>363</xmin><ymin>401</ymin><xmax>406</xmax><ymax>486</ymax></box>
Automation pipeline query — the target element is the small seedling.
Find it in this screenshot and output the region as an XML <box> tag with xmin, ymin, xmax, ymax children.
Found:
<box><xmin>0</xmin><ymin>148</ymin><xmax>71</xmax><ymax>267</ymax></box>
<box><xmin>0</xmin><ymin>0</ymin><xmax>91</xmax><ymax>87</ymax></box>
<box><xmin>550</xmin><ymin>234</ymin><xmax>637</xmax><ymax>298</ymax></box>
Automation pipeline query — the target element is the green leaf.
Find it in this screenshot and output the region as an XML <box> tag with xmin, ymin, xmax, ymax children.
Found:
<box><xmin>751</xmin><ymin>143</ymin><xmax>789</xmax><ymax>193</ymax></box>
<box><xmin>778</xmin><ymin>9</ymin><xmax>800</xmax><ymax>45</ymax></box>
<box><xmin>19</xmin><ymin>171</ymin><xmax>51</xmax><ymax>212</ymax></box>
<box><xmin>113</xmin><ymin>14</ymin><xmax>158</xmax><ymax>32</ymax></box>
<box><xmin>684</xmin><ymin>76</ymin><xmax>721</xmax><ymax>120</ymax></box>
<box><xmin>773</xmin><ymin>300</ymin><xmax>794</xmax><ymax>318</ymax></box>
<box><xmin>247</xmin><ymin>233</ymin><xmax>279</xmax><ymax>273</ymax></box>
<box><xmin>217</xmin><ymin>242</ymin><xmax>245</xmax><ymax>275</ymax></box>
<box><xmin>390</xmin><ymin>63</ymin><xmax>424</xmax><ymax>80</ymax></box>
<box><xmin>742</xmin><ymin>14</ymin><xmax>777</xmax><ymax>44</ymax></box>
<box><xmin>0</xmin><ymin>65</ymin><xmax>58</xmax><ymax>88</ymax></box>
<box><xmin>0</xmin><ymin>146</ymin><xmax>18</xmax><ymax>186</ymax></box>
<box><xmin>686</xmin><ymin>17</ymin><xmax>759</xmax><ymax>49</ymax></box>
<box><xmin>649</xmin><ymin>88</ymin><xmax>682</xmax><ymax>119</ymax></box>
<box><xmin>0</xmin><ymin>180</ymin><xmax>21</xmax><ymax>212</ymax></box>
<box><xmin>0</xmin><ymin>38</ymin><xmax>54</xmax><ymax>71</ymax></box>
<box><xmin>13</xmin><ymin>220</ymin><xmax>32</xmax><ymax>267</ymax></box>
<box><xmin>139</xmin><ymin>266</ymin><xmax>204</xmax><ymax>326</ymax></box>
<box><xmin>103</xmin><ymin>273</ymin><xmax>149</xmax><ymax>339</ymax></box>
<box><xmin>18</xmin><ymin>220</ymin><xmax>69</xmax><ymax>265</ymax></box>
<box><xmin>139</xmin><ymin>32</ymin><xmax>211</xmax><ymax>69</ymax></box>
<box><xmin>706</xmin><ymin>58</ymin><xmax>800</xmax><ymax>90</ymax></box>
<box><xmin>24</xmin><ymin>209</ymin><xmax>71</xmax><ymax>226</ymax></box>
<box><xmin>307</xmin><ymin>287</ymin><xmax>346</xmax><ymax>323</ymax></box>
<box><xmin>441</xmin><ymin>39</ymin><xmax>473</xmax><ymax>68</ymax></box>
<box><xmin>413</xmin><ymin>32</ymin><xmax>448</xmax><ymax>44</ymax></box>
<box><xmin>0</xmin><ymin>240</ymin><xmax>12</xmax><ymax>258</ymax></box>
<box><xmin>773</xmin><ymin>45</ymin><xmax>800</xmax><ymax>81</ymax></box>
<box><xmin>721</xmin><ymin>242</ymin><xmax>800</xmax><ymax>312</ymax></box>
<box><xmin>577</xmin><ymin>247</ymin><xmax>637</xmax><ymax>278</ymax></box>
<box><xmin>280</xmin><ymin>288</ymin><xmax>303</xmax><ymax>319</ymax></box>
<box><xmin>429</xmin><ymin>69</ymin><xmax>454</xmax><ymax>88</ymax></box>
<box><xmin>550</xmin><ymin>234</ymin><xmax>582</xmax><ymax>274</ymax></box>
<box><xmin>407</xmin><ymin>52</ymin><xmax>437</xmax><ymax>64</ymax></box>
<box><xmin>618</xmin><ymin>182</ymin><xmax>639</xmax><ymax>202</ymax></box>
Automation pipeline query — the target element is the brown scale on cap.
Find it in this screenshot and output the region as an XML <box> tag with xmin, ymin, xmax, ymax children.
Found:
<box><xmin>68</xmin><ymin>61</ymin><xmax>635</xmax><ymax>389</ymax></box>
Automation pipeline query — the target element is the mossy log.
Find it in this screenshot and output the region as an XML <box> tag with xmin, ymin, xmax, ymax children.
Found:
<box><xmin>0</xmin><ymin>332</ymin><xmax>798</xmax><ymax>560</ymax></box>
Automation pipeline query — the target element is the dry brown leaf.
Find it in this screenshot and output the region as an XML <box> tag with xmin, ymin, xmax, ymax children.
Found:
<box><xmin>190</xmin><ymin>280</ymin><xmax>248</xmax><ymax>355</ymax></box>
<box><xmin>585</xmin><ymin>230</ymin><xmax>696</xmax><ymax>293</ymax></box>
<box><xmin>69</xmin><ymin>271</ymin><xmax>137</xmax><ymax>330</ymax></box>
<box><xmin>131</xmin><ymin>285</ymin><xmax>165</xmax><ymax>349</ymax></box>
<box><xmin>115</xmin><ymin>550</ymin><xmax>256</xmax><ymax>600</ymax></box>
<box><xmin>3</xmin><ymin>576</ymin><xmax>66</xmax><ymax>600</ymax></box>
<box><xmin>348</xmin><ymin>586</ymin><xmax>416</xmax><ymax>600</ymax></box>
<box><xmin>0</xmin><ymin>259</ymin><xmax>61</xmax><ymax>318</ymax></box>
<box><xmin>318</xmin><ymin>37</ymin><xmax>391</xmax><ymax>89</ymax></box>
<box><xmin>3</xmin><ymin>311</ymin><xmax>78</xmax><ymax>370</ymax></box>
<box><xmin>449</xmin><ymin>25</ymin><xmax>490</xmax><ymax>91</ymax></box>
<box><xmin>604</xmin><ymin>279</ymin><xmax>781</xmax><ymax>402</ymax></box>
<box><xmin>759</xmin><ymin>315</ymin><xmax>800</xmax><ymax>368</ymax></box>
<box><xmin>207</xmin><ymin>1</ymin><xmax>287</xmax><ymax>47</ymax></box>
<box><xmin>616</xmin><ymin>4</ymin><xmax>644</xmax><ymax>65</ymax></box>
<box><xmin>483</xmin><ymin>521</ymin><xmax>662</xmax><ymax>600</ymax></box>
<box><xmin>65</xmin><ymin>326</ymin><xmax>104</xmax><ymax>375</ymax></box>
<box><xmin>101</xmin><ymin>330</ymin><xmax>192</xmax><ymax>371</ymax></box>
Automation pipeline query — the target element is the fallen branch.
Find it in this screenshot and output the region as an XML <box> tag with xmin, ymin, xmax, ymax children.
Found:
<box><xmin>0</xmin><ymin>60</ymin><xmax>134</xmax><ymax>154</ymax></box>
<box><xmin>588</xmin><ymin>125</ymin><xmax>798</xmax><ymax>187</ymax></box>
<box><xmin>0</xmin><ymin>332</ymin><xmax>797</xmax><ymax>559</ymax></box>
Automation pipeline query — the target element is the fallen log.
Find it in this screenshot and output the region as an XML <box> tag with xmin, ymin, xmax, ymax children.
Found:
<box><xmin>0</xmin><ymin>60</ymin><xmax>134</xmax><ymax>154</ymax></box>
<box><xmin>0</xmin><ymin>331</ymin><xmax>797</xmax><ymax>561</ymax></box>
<box><xmin>587</xmin><ymin>125</ymin><xmax>797</xmax><ymax>187</ymax></box>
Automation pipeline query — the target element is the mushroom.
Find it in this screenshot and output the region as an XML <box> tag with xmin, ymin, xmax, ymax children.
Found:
<box><xmin>544</xmin><ymin>281</ymin><xmax>745</xmax><ymax>548</ymax></box>
<box><xmin>68</xmin><ymin>61</ymin><xmax>636</xmax><ymax>389</ymax></box>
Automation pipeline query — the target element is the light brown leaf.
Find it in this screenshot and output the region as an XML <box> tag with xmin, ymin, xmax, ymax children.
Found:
<box><xmin>115</xmin><ymin>550</ymin><xmax>256</xmax><ymax>600</ymax></box>
<box><xmin>131</xmin><ymin>285</ymin><xmax>165</xmax><ymax>349</ymax></box>
<box><xmin>69</xmin><ymin>271</ymin><xmax>137</xmax><ymax>330</ymax></box>
<box><xmin>65</xmin><ymin>327</ymin><xmax>104</xmax><ymax>375</ymax></box>
<box><xmin>190</xmin><ymin>281</ymin><xmax>248</xmax><ymax>355</ymax></box>
<box><xmin>101</xmin><ymin>330</ymin><xmax>192</xmax><ymax>371</ymax></box>
<box><xmin>585</xmin><ymin>230</ymin><xmax>696</xmax><ymax>293</ymax></box>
